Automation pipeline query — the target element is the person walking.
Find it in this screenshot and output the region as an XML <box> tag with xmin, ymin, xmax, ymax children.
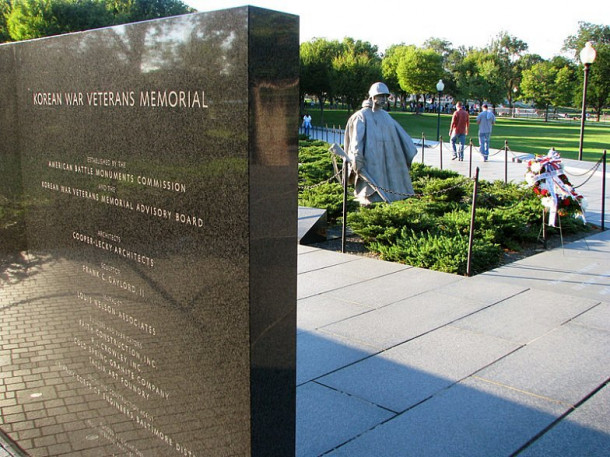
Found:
<box><xmin>449</xmin><ymin>101</ymin><xmax>469</xmax><ymax>161</ymax></box>
<box><xmin>302</xmin><ymin>113</ymin><xmax>312</xmax><ymax>136</ymax></box>
<box><xmin>477</xmin><ymin>104</ymin><xmax>496</xmax><ymax>161</ymax></box>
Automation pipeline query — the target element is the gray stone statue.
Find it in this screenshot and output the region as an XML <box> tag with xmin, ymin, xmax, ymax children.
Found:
<box><xmin>343</xmin><ymin>82</ymin><xmax>417</xmax><ymax>205</ymax></box>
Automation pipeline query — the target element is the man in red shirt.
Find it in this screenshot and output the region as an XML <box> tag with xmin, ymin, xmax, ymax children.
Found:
<box><xmin>449</xmin><ymin>101</ymin><xmax>470</xmax><ymax>161</ymax></box>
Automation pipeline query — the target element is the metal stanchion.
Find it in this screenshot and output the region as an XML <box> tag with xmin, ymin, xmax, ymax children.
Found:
<box><xmin>602</xmin><ymin>150</ymin><xmax>607</xmax><ymax>230</ymax></box>
<box><xmin>542</xmin><ymin>209</ymin><xmax>548</xmax><ymax>249</ymax></box>
<box><xmin>341</xmin><ymin>159</ymin><xmax>348</xmax><ymax>253</ymax></box>
<box><xmin>504</xmin><ymin>140</ymin><xmax>509</xmax><ymax>184</ymax></box>
<box><xmin>421</xmin><ymin>133</ymin><xmax>425</xmax><ymax>163</ymax></box>
<box><xmin>468</xmin><ymin>139</ymin><xmax>473</xmax><ymax>178</ymax></box>
<box><xmin>439</xmin><ymin>136</ymin><xmax>443</xmax><ymax>170</ymax></box>
<box><xmin>466</xmin><ymin>167</ymin><xmax>480</xmax><ymax>277</ymax></box>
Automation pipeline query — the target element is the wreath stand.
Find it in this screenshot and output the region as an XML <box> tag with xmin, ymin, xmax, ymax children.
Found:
<box><xmin>540</xmin><ymin>208</ymin><xmax>565</xmax><ymax>251</ymax></box>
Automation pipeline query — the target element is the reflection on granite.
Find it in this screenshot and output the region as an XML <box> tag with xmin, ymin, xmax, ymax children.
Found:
<box><xmin>0</xmin><ymin>6</ymin><xmax>298</xmax><ymax>456</ymax></box>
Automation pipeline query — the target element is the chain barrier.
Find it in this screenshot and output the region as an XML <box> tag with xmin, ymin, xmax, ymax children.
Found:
<box><xmin>476</xmin><ymin>187</ymin><xmax>532</xmax><ymax>211</ymax></box>
<box><xmin>358</xmin><ymin>175</ymin><xmax>474</xmax><ymax>200</ymax></box>
<box><xmin>298</xmin><ymin>169</ymin><xmax>342</xmax><ymax>191</ymax></box>
<box><xmin>572</xmin><ymin>159</ymin><xmax>602</xmax><ymax>189</ymax></box>
<box><xmin>563</xmin><ymin>156</ymin><xmax>603</xmax><ymax>177</ymax></box>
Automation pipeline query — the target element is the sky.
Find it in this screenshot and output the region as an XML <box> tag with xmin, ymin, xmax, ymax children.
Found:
<box><xmin>183</xmin><ymin>0</ymin><xmax>610</xmax><ymax>60</ymax></box>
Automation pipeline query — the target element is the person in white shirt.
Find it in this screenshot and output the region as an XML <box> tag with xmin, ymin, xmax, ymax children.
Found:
<box><xmin>476</xmin><ymin>104</ymin><xmax>496</xmax><ymax>162</ymax></box>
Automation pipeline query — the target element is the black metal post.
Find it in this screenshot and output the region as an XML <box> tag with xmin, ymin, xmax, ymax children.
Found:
<box><xmin>602</xmin><ymin>150</ymin><xmax>607</xmax><ymax>230</ymax></box>
<box><xmin>466</xmin><ymin>167</ymin><xmax>480</xmax><ymax>277</ymax></box>
<box><xmin>504</xmin><ymin>140</ymin><xmax>509</xmax><ymax>184</ymax></box>
<box><xmin>341</xmin><ymin>159</ymin><xmax>348</xmax><ymax>253</ymax></box>
<box><xmin>468</xmin><ymin>139</ymin><xmax>473</xmax><ymax>178</ymax></box>
<box><xmin>542</xmin><ymin>208</ymin><xmax>548</xmax><ymax>249</ymax></box>
<box><xmin>578</xmin><ymin>63</ymin><xmax>591</xmax><ymax>161</ymax></box>
<box><xmin>421</xmin><ymin>133</ymin><xmax>425</xmax><ymax>163</ymax></box>
<box><xmin>439</xmin><ymin>136</ymin><xmax>443</xmax><ymax>170</ymax></box>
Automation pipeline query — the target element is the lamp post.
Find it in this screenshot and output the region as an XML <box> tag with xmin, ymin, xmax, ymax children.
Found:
<box><xmin>578</xmin><ymin>41</ymin><xmax>596</xmax><ymax>161</ymax></box>
<box><xmin>512</xmin><ymin>87</ymin><xmax>518</xmax><ymax>117</ymax></box>
<box><xmin>436</xmin><ymin>79</ymin><xmax>444</xmax><ymax>141</ymax></box>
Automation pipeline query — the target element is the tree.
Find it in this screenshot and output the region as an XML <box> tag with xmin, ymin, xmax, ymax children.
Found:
<box><xmin>396</xmin><ymin>47</ymin><xmax>443</xmax><ymax>110</ymax></box>
<box><xmin>381</xmin><ymin>44</ymin><xmax>411</xmax><ymax>109</ymax></box>
<box><xmin>5</xmin><ymin>0</ymin><xmax>193</xmax><ymax>41</ymax></box>
<box><xmin>520</xmin><ymin>61</ymin><xmax>556</xmax><ymax>120</ymax></box>
<box><xmin>7</xmin><ymin>0</ymin><xmax>109</xmax><ymax>40</ymax></box>
<box><xmin>452</xmin><ymin>49</ymin><xmax>504</xmax><ymax>107</ymax></box>
<box><xmin>521</xmin><ymin>57</ymin><xmax>577</xmax><ymax>121</ymax></box>
<box><xmin>1</xmin><ymin>0</ymin><xmax>12</xmax><ymax>42</ymax></box>
<box><xmin>300</xmin><ymin>38</ymin><xmax>341</xmax><ymax>119</ymax></box>
<box><xmin>550</xmin><ymin>56</ymin><xmax>577</xmax><ymax>108</ymax></box>
<box><xmin>489</xmin><ymin>32</ymin><xmax>528</xmax><ymax>109</ymax></box>
<box><xmin>331</xmin><ymin>38</ymin><xmax>381</xmax><ymax>111</ymax></box>
<box><xmin>332</xmin><ymin>52</ymin><xmax>380</xmax><ymax>112</ymax></box>
<box><xmin>422</xmin><ymin>37</ymin><xmax>453</xmax><ymax>62</ymax></box>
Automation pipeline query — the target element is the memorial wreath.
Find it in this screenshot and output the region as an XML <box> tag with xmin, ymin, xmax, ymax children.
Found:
<box><xmin>524</xmin><ymin>149</ymin><xmax>587</xmax><ymax>226</ymax></box>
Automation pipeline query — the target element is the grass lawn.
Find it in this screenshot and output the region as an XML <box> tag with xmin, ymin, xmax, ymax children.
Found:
<box><xmin>308</xmin><ymin>109</ymin><xmax>610</xmax><ymax>162</ymax></box>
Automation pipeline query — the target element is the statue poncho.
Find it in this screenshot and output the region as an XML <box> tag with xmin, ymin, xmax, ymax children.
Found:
<box><xmin>344</xmin><ymin>102</ymin><xmax>417</xmax><ymax>204</ymax></box>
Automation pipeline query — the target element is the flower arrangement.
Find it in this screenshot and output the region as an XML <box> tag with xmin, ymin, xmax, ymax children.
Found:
<box><xmin>524</xmin><ymin>149</ymin><xmax>587</xmax><ymax>226</ymax></box>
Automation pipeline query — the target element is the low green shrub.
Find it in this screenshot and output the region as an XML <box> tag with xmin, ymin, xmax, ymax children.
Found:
<box><xmin>347</xmin><ymin>199</ymin><xmax>454</xmax><ymax>244</ymax></box>
<box><xmin>371</xmin><ymin>228</ymin><xmax>502</xmax><ymax>275</ymax></box>
<box><xmin>297</xmin><ymin>138</ymin><xmax>591</xmax><ymax>275</ymax></box>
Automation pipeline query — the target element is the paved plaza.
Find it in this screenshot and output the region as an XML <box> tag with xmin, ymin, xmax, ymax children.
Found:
<box><xmin>296</xmin><ymin>140</ymin><xmax>609</xmax><ymax>456</ymax></box>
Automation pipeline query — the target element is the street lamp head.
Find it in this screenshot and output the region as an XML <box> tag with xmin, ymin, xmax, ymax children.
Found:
<box><xmin>436</xmin><ymin>79</ymin><xmax>445</xmax><ymax>92</ymax></box>
<box><xmin>580</xmin><ymin>41</ymin><xmax>596</xmax><ymax>65</ymax></box>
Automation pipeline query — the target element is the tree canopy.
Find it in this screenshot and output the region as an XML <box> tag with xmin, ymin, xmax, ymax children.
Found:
<box><xmin>298</xmin><ymin>26</ymin><xmax>609</xmax><ymax>117</ymax></box>
<box><xmin>2</xmin><ymin>0</ymin><xmax>193</xmax><ymax>41</ymax></box>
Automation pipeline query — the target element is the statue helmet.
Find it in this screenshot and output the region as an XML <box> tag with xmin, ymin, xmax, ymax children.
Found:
<box><xmin>368</xmin><ymin>82</ymin><xmax>390</xmax><ymax>98</ymax></box>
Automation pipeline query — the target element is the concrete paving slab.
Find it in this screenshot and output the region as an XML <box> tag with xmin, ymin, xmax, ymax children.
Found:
<box><xmin>296</xmin><ymin>382</ymin><xmax>394</xmax><ymax>457</ymax></box>
<box><xmin>435</xmin><ymin>274</ymin><xmax>529</xmax><ymax>305</ymax></box>
<box><xmin>297</xmin><ymin>294</ymin><xmax>373</xmax><ymax>334</ymax></box>
<box><xmin>518</xmin><ymin>385</ymin><xmax>610</xmax><ymax>456</ymax></box>
<box><xmin>317</xmin><ymin>325</ymin><xmax>520</xmax><ymax>413</ymax></box>
<box><xmin>558</xmin><ymin>229</ymin><xmax>610</xmax><ymax>257</ymax></box>
<box><xmin>324</xmin><ymin>376</ymin><xmax>567</xmax><ymax>457</ymax></box>
<box><xmin>483</xmin><ymin>258</ymin><xmax>610</xmax><ymax>300</ymax></box>
<box><xmin>571</xmin><ymin>301</ymin><xmax>610</xmax><ymax>332</ymax></box>
<box><xmin>297</xmin><ymin>330</ymin><xmax>377</xmax><ymax>385</ymax></box>
<box><xmin>476</xmin><ymin>323</ymin><xmax>610</xmax><ymax>406</ymax></box>
<box><xmin>324</xmin><ymin>255</ymin><xmax>411</xmax><ymax>279</ymax></box>
<box><xmin>481</xmin><ymin>230</ymin><xmax>610</xmax><ymax>300</ymax></box>
<box><xmin>297</xmin><ymin>264</ymin><xmax>364</xmax><ymax>300</ymax></box>
<box><xmin>451</xmin><ymin>288</ymin><xmax>600</xmax><ymax>344</ymax></box>
<box><xmin>321</xmin><ymin>291</ymin><xmax>488</xmax><ymax>350</ymax></box>
<box><xmin>326</xmin><ymin>267</ymin><xmax>463</xmax><ymax>309</ymax></box>
<box><xmin>298</xmin><ymin>244</ymin><xmax>319</xmax><ymax>255</ymax></box>
<box><xmin>297</xmin><ymin>247</ymin><xmax>357</xmax><ymax>274</ymax></box>
<box><xmin>298</xmin><ymin>254</ymin><xmax>410</xmax><ymax>300</ymax></box>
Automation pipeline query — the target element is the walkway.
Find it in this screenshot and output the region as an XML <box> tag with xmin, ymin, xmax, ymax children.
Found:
<box><xmin>296</xmin><ymin>136</ymin><xmax>609</xmax><ymax>455</ymax></box>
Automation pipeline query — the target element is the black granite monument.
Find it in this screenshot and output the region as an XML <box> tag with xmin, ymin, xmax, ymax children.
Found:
<box><xmin>0</xmin><ymin>6</ymin><xmax>298</xmax><ymax>456</ymax></box>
